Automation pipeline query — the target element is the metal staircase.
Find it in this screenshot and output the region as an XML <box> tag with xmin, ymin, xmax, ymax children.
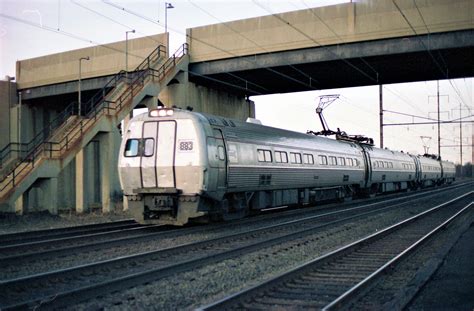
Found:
<box><xmin>0</xmin><ymin>43</ymin><xmax>189</xmax><ymax>210</ymax></box>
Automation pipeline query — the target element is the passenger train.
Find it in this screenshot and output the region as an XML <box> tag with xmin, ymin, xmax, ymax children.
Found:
<box><xmin>118</xmin><ymin>107</ymin><xmax>455</xmax><ymax>225</ymax></box>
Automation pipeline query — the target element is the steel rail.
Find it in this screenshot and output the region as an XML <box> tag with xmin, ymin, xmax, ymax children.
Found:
<box><xmin>0</xmin><ymin>219</ymin><xmax>136</xmax><ymax>245</ymax></box>
<box><xmin>198</xmin><ymin>191</ymin><xmax>473</xmax><ymax>310</ymax></box>
<box><xmin>0</xmin><ymin>224</ymin><xmax>164</xmax><ymax>259</ymax></box>
<box><xmin>1</xmin><ymin>188</ymin><xmax>470</xmax><ymax>310</ymax></box>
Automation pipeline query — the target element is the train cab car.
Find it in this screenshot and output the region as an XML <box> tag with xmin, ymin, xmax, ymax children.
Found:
<box><xmin>118</xmin><ymin>108</ymin><xmax>210</xmax><ymax>225</ymax></box>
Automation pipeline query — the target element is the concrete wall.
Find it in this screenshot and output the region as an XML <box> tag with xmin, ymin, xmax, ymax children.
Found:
<box><xmin>16</xmin><ymin>34</ymin><xmax>168</xmax><ymax>89</ymax></box>
<box><xmin>0</xmin><ymin>80</ymin><xmax>17</xmax><ymax>150</ymax></box>
<box><xmin>187</xmin><ymin>0</ymin><xmax>473</xmax><ymax>62</ymax></box>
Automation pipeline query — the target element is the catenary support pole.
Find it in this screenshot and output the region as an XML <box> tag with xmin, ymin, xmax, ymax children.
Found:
<box><xmin>379</xmin><ymin>84</ymin><xmax>383</xmax><ymax>149</ymax></box>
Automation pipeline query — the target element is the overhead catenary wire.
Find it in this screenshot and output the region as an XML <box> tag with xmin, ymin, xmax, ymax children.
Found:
<box><xmin>299</xmin><ymin>0</ymin><xmax>379</xmax><ymax>77</ymax></box>
<box><xmin>3</xmin><ymin>1</ymin><xmax>470</xmax><ymax>160</ymax></box>
<box><xmin>186</xmin><ymin>0</ymin><xmax>318</xmax><ymax>90</ymax></box>
<box><xmin>252</xmin><ymin>0</ymin><xmax>379</xmax><ymax>84</ymax></box>
<box><xmin>185</xmin><ymin>0</ymin><xmax>431</xmax><ymax>149</ymax></box>
<box><xmin>0</xmin><ymin>13</ymin><xmax>147</xmax><ymax>61</ymax></box>
<box><xmin>71</xmin><ymin>0</ymin><xmax>163</xmax><ymax>45</ymax></box>
<box><xmin>104</xmin><ymin>0</ymin><xmax>322</xmax><ymax>92</ymax></box>
<box><xmin>393</xmin><ymin>0</ymin><xmax>472</xmax><ymax>113</ymax></box>
<box><xmin>391</xmin><ymin>0</ymin><xmax>448</xmax><ymax>79</ymax></box>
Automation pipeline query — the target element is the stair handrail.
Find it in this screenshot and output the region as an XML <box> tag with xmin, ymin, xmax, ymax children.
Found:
<box><xmin>0</xmin><ymin>45</ymin><xmax>166</xmax><ymax>174</ymax></box>
<box><xmin>1</xmin><ymin>43</ymin><xmax>186</xmax><ymax>195</ymax></box>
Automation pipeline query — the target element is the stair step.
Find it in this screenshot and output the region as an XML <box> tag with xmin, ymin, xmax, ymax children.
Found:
<box><xmin>0</xmin><ymin>44</ymin><xmax>188</xmax><ymax>204</ymax></box>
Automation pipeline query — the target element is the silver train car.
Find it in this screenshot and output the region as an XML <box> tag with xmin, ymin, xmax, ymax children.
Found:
<box><xmin>118</xmin><ymin>107</ymin><xmax>455</xmax><ymax>225</ymax></box>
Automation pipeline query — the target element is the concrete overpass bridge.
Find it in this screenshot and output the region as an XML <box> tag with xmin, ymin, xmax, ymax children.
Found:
<box><xmin>188</xmin><ymin>0</ymin><xmax>473</xmax><ymax>95</ymax></box>
<box><xmin>0</xmin><ymin>0</ymin><xmax>472</xmax><ymax>214</ymax></box>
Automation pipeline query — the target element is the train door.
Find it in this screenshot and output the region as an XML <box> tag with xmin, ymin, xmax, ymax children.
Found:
<box><xmin>213</xmin><ymin>128</ymin><xmax>227</xmax><ymax>190</ymax></box>
<box><xmin>141</xmin><ymin>122</ymin><xmax>158</xmax><ymax>188</ymax></box>
<box><xmin>412</xmin><ymin>156</ymin><xmax>421</xmax><ymax>183</ymax></box>
<box><xmin>156</xmin><ymin>121</ymin><xmax>177</xmax><ymax>188</ymax></box>
<box><xmin>361</xmin><ymin>146</ymin><xmax>372</xmax><ymax>188</ymax></box>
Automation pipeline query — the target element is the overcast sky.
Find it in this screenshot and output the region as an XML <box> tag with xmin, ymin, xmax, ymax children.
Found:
<box><xmin>0</xmin><ymin>0</ymin><xmax>472</xmax><ymax>164</ymax></box>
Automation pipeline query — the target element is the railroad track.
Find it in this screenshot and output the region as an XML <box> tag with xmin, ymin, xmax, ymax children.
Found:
<box><xmin>199</xmin><ymin>192</ymin><xmax>473</xmax><ymax>310</ymax></box>
<box><xmin>0</xmin><ymin>219</ymin><xmax>138</xmax><ymax>246</ymax></box>
<box><xmin>1</xmin><ymin>181</ymin><xmax>469</xmax><ymax>269</ymax></box>
<box><xmin>0</xmin><ymin>184</ymin><xmax>471</xmax><ymax>310</ymax></box>
<box><xmin>0</xmin><ymin>222</ymin><xmax>166</xmax><ymax>260</ymax></box>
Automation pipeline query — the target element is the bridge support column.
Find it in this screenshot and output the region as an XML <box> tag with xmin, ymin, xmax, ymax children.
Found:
<box><xmin>41</xmin><ymin>177</ymin><xmax>58</xmax><ymax>215</ymax></box>
<box><xmin>144</xmin><ymin>95</ymin><xmax>158</xmax><ymax>110</ymax></box>
<box><xmin>14</xmin><ymin>194</ymin><xmax>24</xmax><ymax>215</ymax></box>
<box><xmin>122</xmin><ymin>113</ymin><xmax>132</xmax><ymax>212</ymax></box>
<box><xmin>98</xmin><ymin>131</ymin><xmax>117</xmax><ymax>213</ymax></box>
<box><xmin>75</xmin><ymin>149</ymin><xmax>86</xmax><ymax>213</ymax></box>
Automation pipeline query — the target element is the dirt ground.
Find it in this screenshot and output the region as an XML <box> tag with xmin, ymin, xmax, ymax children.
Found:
<box><xmin>408</xmin><ymin>221</ymin><xmax>474</xmax><ymax>310</ymax></box>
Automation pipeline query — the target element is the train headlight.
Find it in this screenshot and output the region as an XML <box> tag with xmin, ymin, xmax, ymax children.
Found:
<box><xmin>149</xmin><ymin>109</ymin><xmax>160</xmax><ymax>117</ymax></box>
<box><xmin>158</xmin><ymin>109</ymin><xmax>168</xmax><ymax>117</ymax></box>
<box><xmin>149</xmin><ymin>108</ymin><xmax>173</xmax><ymax>117</ymax></box>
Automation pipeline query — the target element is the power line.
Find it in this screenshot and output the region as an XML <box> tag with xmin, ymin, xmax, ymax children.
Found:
<box><xmin>187</xmin><ymin>0</ymin><xmax>318</xmax><ymax>90</ymax></box>
<box><xmin>383</xmin><ymin>109</ymin><xmax>441</xmax><ymax>122</ymax></box>
<box><xmin>382</xmin><ymin>85</ymin><xmax>428</xmax><ymax>116</ymax></box>
<box><xmin>253</xmin><ymin>0</ymin><xmax>379</xmax><ymax>84</ymax></box>
<box><xmin>0</xmin><ymin>12</ymin><xmax>146</xmax><ymax>60</ymax></box>
<box><xmin>105</xmin><ymin>0</ymin><xmax>320</xmax><ymax>92</ymax></box>
<box><xmin>72</xmin><ymin>0</ymin><xmax>164</xmax><ymax>45</ymax></box>
<box><xmin>393</xmin><ymin>0</ymin><xmax>471</xmax><ymax>113</ymax></box>
<box><xmin>102</xmin><ymin>0</ymin><xmax>163</xmax><ymax>29</ymax></box>
<box><xmin>392</xmin><ymin>0</ymin><xmax>448</xmax><ymax>78</ymax></box>
<box><xmin>299</xmin><ymin>0</ymin><xmax>379</xmax><ymax>77</ymax></box>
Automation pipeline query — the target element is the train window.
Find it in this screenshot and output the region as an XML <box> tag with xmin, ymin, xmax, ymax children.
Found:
<box><xmin>290</xmin><ymin>152</ymin><xmax>302</xmax><ymax>164</ymax></box>
<box><xmin>124</xmin><ymin>139</ymin><xmax>139</xmax><ymax>157</ymax></box>
<box><xmin>329</xmin><ymin>156</ymin><xmax>337</xmax><ymax>166</ymax></box>
<box><xmin>257</xmin><ymin>149</ymin><xmax>272</xmax><ymax>162</ymax></box>
<box><xmin>319</xmin><ymin>155</ymin><xmax>328</xmax><ymax>165</ymax></box>
<box><xmin>338</xmin><ymin>157</ymin><xmax>345</xmax><ymax>166</ymax></box>
<box><xmin>275</xmin><ymin>151</ymin><xmax>288</xmax><ymax>163</ymax></box>
<box><xmin>389</xmin><ymin>162</ymin><xmax>393</xmax><ymax>168</ymax></box>
<box><xmin>346</xmin><ymin>158</ymin><xmax>354</xmax><ymax>166</ymax></box>
<box><xmin>218</xmin><ymin>146</ymin><xmax>226</xmax><ymax>160</ymax></box>
<box><xmin>355</xmin><ymin>159</ymin><xmax>359</xmax><ymax>166</ymax></box>
<box><xmin>143</xmin><ymin>138</ymin><xmax>155</xmax><ymax>157</ymax></box>
<box><xmin>303</xmin><ymin>154</ymin><xmax>314</xmax><ymax>165</ymax></box>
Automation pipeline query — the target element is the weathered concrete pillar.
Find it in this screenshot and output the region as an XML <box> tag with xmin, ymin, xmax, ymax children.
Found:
<box><xmin>123</xmin><ymin>112</ymin><xmax>132</xmax><ymax>132</ymax></box>
<box><xmin>122</xmin><ymin>113</ymin><xmax>131</xmax><ymax>212</ymax></box>
<box><xmin>75</xmin><ymin>149</ymin><xmax>86</xmax><ymax>213</ymax></box>
<box><xmin>14</xmin><ymin>194</ymin><xmax>23</xmax><ymax>215</ymax></box>
<box><xmin>42</xmin><ymin>177</ymin><xmax>58</xmax><ymax>215</ymax></box>
<box><xmin>144</xmin><ymin>95</ymin><xmax>158</xmax><ymax>110</ymax></box>
<box><xmin>99</xmin><ymin>132</ymin><xmax>112</xmax><ymax>213</ymax></box>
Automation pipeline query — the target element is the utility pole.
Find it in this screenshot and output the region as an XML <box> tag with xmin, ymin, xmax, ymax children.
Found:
<box><xmin>379</xmin><ymin>84</ymin><xmax>383</xmax><ymax>149</ymax></box>
<box><xmin>125</xmin><ymin>29</ymin><xmax>136</xmax><ymax>81</ymax></box>
<box><xmin>459</xmin><ymin>101</ymin><xmax>463</xmax><ymax>172</ymax></box>
<box><xmin>165</xmin><ymin>2</ymin><xmax>174</xmax><ymax>33</ymax></box>
<box><xmin>78</xmin><ymin>56</ymin><xmax>90</xmax><ymax>116</ymax></box>
<box><xmin>437</xmin><ymin>80</ymin><xmax>441</xmax><ymax>158</ymax></box>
